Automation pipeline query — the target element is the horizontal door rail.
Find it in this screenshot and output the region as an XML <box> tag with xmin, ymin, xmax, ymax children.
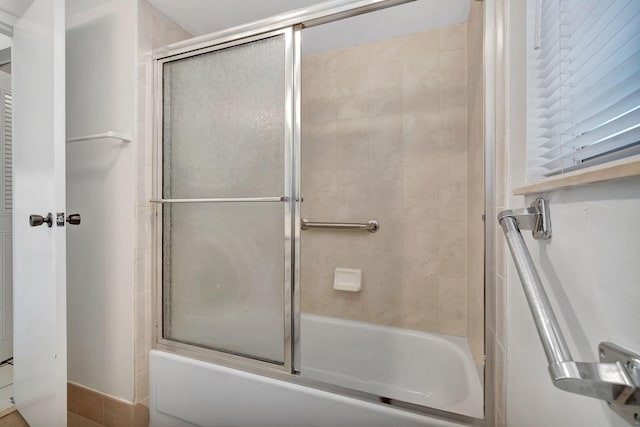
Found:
<box><xmin>301</xmin><ymin>218</ymin><xmax>379</xmax><ymax>233</ymax></box>
<box><xmin>498</xmin><ymin>198</ymin><xmax>639</xmax><ymax>425</ymax></box>
<box><xmin>150</xmin><ymin>197</ymin><xmax>287</xmax><ymax>204</ymax></box>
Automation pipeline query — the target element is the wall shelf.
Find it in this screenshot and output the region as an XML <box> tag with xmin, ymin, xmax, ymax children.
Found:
<box><xmin>66</xmin><ymin>131</ymin><xmax>132</xmax><ymax>144</ymax></box>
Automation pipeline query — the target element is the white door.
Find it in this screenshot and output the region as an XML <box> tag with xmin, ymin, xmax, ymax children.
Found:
<box><xmin>0</xmin><ymin>70</ymin><xmax>12</xmax><ymax>364</ymax></box>
<box><xmin>11</xmin><ymin>0</ymin><xmax>67</xmax><ymax>426</ymax></box>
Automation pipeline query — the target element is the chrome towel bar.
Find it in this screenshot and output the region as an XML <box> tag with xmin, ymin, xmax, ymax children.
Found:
<box><xmin>301</xmin><ymin>218</ymin><xmax>379</xmax><ymax>233</ymax></box>
<box><xmin>499</xmin><ymin>198</ymin><xmax>639</xmax><ymax>425</ymax></box>
<box><xmin>150</xmin><ymin>197</ymin><xmax>286</xmax><ymax>204</ymax></box>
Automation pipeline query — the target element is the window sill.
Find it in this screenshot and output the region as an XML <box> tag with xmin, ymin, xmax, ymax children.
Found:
<box><xmin>513</xmin><ymin>157</ymin><xmax>640</xmax><ymax>196</ymax></box>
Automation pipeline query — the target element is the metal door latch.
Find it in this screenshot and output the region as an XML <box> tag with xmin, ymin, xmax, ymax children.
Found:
<box><xmin>56</xmin><ymin>213</ymin><xmax>81</xmax><ymax>226</ymax></box>
<box><xmin>29</xmin><ymin>212</ymin><xmax>81</xmax><ymax>227</ymax></box>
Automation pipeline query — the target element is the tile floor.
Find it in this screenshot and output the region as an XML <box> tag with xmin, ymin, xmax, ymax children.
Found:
<box><xmin>0</xmin><ymin>411</ymin><xmax>27</xmax><ymax>427</ymax></box>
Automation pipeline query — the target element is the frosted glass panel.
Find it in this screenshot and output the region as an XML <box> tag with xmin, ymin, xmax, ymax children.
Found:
<box><xmin>163</xmin><ymin>203</ymin><xmax>285</xmax><ymax>363</ymax></box>
<box><xmin>162</xmin><ymin>35</ymin><xmax>285</xmax><ymax>199</ymax></box>
<box><xmin>160</xmin><ymin>34</ymin><xmax>289</xmax><ymax>364</ymax></box>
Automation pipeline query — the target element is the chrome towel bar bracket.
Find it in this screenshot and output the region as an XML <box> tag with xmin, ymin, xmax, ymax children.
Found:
<box><xmin>499</xmin><ymin>198</ymin><xmax>639</xmax><ymax>425</ymax></box>
<box><xmin>498</xmin><ymin>196</ymin><xmax>551</xmax><ymax>240</ymax></box>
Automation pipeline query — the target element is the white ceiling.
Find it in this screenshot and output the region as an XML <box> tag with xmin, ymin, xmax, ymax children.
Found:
<box><xmin>148</xmin><ymin>0</ymin><xmax>470</xmax><ymax>55</ymax></box>
<box><xmin>0</xmin><ymin>0</ymin><xmax>33</xmax><ymax>20</ymax></box>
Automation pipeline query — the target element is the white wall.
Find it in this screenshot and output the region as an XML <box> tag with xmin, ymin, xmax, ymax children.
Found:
<box><xmin>504</xmin><ymin>2</ymin><xmax>640</xmax><ymax>426</ymax></box>
<box><xmin>66</xmin><ymin>0</ymin><xmax>137</xmax><ymax>401</ymax></box>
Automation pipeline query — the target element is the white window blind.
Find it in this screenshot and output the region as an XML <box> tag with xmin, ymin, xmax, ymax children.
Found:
<box><xmin>1</xmin><ymin>91</ymin><xmax>10</xmax><ymax>215</ymax></box>
<box><xmin>527</xmin><ymin>0</ymin><xmax>640</xmax><ymax>181</ymax></box>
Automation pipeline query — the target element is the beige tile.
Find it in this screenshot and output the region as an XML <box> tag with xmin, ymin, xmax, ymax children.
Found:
<box><xmin>133</xmin><ymin>403</ymin><xmax>150</xmax><ymax>427</ymax></box>
<box><xmin>402</xmin><ymin>30</ymin><xmax>440</xmax><ymax>59</ymax></box>
<box><xmin>334</xmin><ymin>46</ymin><xmax>369</xmax><ymax>98</ymax></box>
<box><xmin>368</xmin><ymin>115</ymin><xmax>402</xmax><ymax>171</ymax></box>
<box><xmin>136</xmin><ymin>207</ymin><xmax>152</xmax><ymax>250</ymax></box>
<box><xmin>403</xmin><ymin>53</ymin><xmax>440</xmax><ymax>93</ymax></box>
<box><xmin>334</xmin><ymin>118</ymin><xmax>369</xmax><ymax>171</ymax></box>
<box><xmin>494</xmin><ymin>343</ymin><xmax>506</xmax><ymax>421</ymax></box>
<box><xmin>135</xmin><ymin>289</ymin><xmax>151</xmax><ymax>337</ymax></box>
<box><xmin>400</xmin><ymin>275</ymin><xmax>439</xmax><ymax>331</ymax></box>
<box><xmin>440</xmin><ymin>23</ymin><xmax>467</xmax><ymax>52</ymax></box>
<box><xmin>368</xmin><ymin>59</ymin><xmax>402</xmax><ymax>92</ymax></box>
<box><xmin>402</xmin><ymin>55</ymin><xmax>440</xmax><ymax>114</ymax></box>
<box><xmin>467</xmin><ymin>299</ymin><xmax>485</xmax><ymax>365</ymax></box>
<box><xmin>301</xmin><ymin>121</ymin><xmax>337</xmax><ymax>172</ymax></box>
<box><xmin>440</xmin><ymin>107</ymin><xmax>468</xmax><ymax>152</ymax></box>
<box><xmin>104</xmin><ymin>397</ymin><xmax>135</xmax><ymax>419</ymax></box>
<box><xmin>104</xmin><ymin>410</ymin><xmax>133</xmax><ymax>427</ymax></box>
<box><xmin>402</xmin><ymin>164</ymin><xmax>439</xmax><ymax>224</ymax></box>
<box><xmin>495</xmin><ymin>275</ymin><xmax>506</xmax><ymax>344</ymax></box>
<box><xmin>438</xmin><ymin>175</ymin><xmax>466</xmax><ymax>222</ymax></box>
<box><xmin>336</xmin><ymin>94</ymin><xmax>368</xmax><ymax>120</ymax></box>
<box><xmin>495</xmin><ymin>224</ymin><xmax>506</xmax><ymax>279</ymax></box>
<box><xmin>368</xmin><ymin>37</ymin><xmax>404</xmax><ymax>62</ymax></box>
<box><xmin>402</xmin><ymin>111</ymin><xmax>440</xmax><ymax>167</ymax></box>
<box><xmin>368</xmin><ymin>88</ymin><xmax>402</xmax><ymax>118</ymax></box>
<box><xmin>302</xmin><ymin>54</ymin><xmax>336</xmax><ymax>101</ymax></box>
<box><xmin>68</xmin><ymin>382</ymin><xmax>79</xmax><ymax>403</ymax></box>
<box><xmin>438</xmin><ymin>277</ymin><xmax>467</xmax><ymax>336</ymax></box>
<box><xmin>402</xmin><ymin>222</ymin><xmax>439</xmax><ymax>278</ymax></box>
<box><xmin>300</xmin><ymin>23</ymin><xmax>474</xmax><ymax>337</ymax></box>
<box><xmin>135</xmin><ymin>371</ymin><xmax>150</xmax><ymax>403</ymax></box>
<box><xmin>440</xmin><ymin>50</ymin><xmax>467</xmax><ymax>91</ymax></box>
<box><xmin>68</xmin><ymin>399</ymin><xmax>103</xmax><ymax>425</ymax></box>
<box><xmin>441</xmin><ymin>84</ymin><xmax>467</xmax><ymax>110</ymax></box>
<box><xmin>134</xmin><ymin>248</ymin><xmax>151</xmax><ymax>293</ymax></box>
<box><xmin>68</xmin><ymin>412</ymin><xmax>103</xmax><ymax>427</ymax></box>
<box><xmin>304</xmin><ymin>92</ymin><xmax>337</xmax><ymax>125</ymax></box>
<box><xmin>135</xmin><ymin>165</ymin><xmax>151</xmax><ymax>207</ymax></box>
<box><xmin>71</xmin><ymin>383</ymin><xmax>102</xmax><ymax>408</ymax></box>
<box><xmin>438</xmin><ymin>221</ymin><xmax>467</xmax><ymax>278</ymax></box>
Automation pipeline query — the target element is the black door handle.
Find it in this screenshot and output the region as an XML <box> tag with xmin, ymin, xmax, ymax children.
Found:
<box><xmin>66</xmin><ymin>213</ymin><xmax>81</xmax><ymax>225</ymax></box>
<box><xmin>29</xmin><ymin>213</ymin><xmax>53</xmax><ymax>227</ymax></box>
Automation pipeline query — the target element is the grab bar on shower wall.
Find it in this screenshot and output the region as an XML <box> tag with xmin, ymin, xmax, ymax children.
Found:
<box><xmin>301</xmin><ymin>218</ymin><xmax>379</xmax><ymax>233</ymax></box>
<box><xmin>498</xmin><ymin>198</ymin><xmax>639</xmax><ymax>425</ymax></box>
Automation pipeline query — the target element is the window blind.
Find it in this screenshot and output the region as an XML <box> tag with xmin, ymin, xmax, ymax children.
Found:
<box><xmin>527</xmin><ymin>0</ymin><xmax>640</xmax><ymax>180</ymax></box>
<box><xmin>1</xmin><ymin>91</ymin><xmax>10</xmax><ymax>215</ymax></box>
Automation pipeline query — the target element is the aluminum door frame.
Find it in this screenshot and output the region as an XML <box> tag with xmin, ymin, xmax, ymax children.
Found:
<box><xmin>151</xmin><ymin>0</ymin><xmax>485</xmax><ymax>424</ymax></box>
<box><xmin>153</xmin><ymin>26</ymin><xmax>295</xmax><ymax>375</ymax></box>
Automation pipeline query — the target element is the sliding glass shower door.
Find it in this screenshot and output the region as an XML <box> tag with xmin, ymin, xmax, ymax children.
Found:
<box><xmin>157</xmin><ymin>29</ymin><xmax>294</xmax><ymax>367</ymax></box>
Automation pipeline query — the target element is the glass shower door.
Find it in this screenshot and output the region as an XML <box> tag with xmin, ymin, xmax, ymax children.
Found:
<box><xmin>157</xmin><ymin>29</ymin><xmax>293</xmax><ymax>367</ymax></box>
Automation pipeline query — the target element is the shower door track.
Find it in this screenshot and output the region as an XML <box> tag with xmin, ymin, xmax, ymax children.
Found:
<box><xmin>151</xmin><ymin>1</ymin><xmax>485</xmax><ymax>425</ymax></box>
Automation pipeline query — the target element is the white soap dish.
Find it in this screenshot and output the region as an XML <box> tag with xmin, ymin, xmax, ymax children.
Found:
<box><xmin>333</xmin><ymin>268</ymin><xmax>362</xmax><ymax>292</ymax></box>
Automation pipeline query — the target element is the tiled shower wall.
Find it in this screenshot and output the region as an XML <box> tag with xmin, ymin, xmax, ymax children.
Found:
<box><xmin>466</xmin><ymin>1</ymin><xmax>485</xmax><ymax>366</ymax></box>
<box><xmin>301</xmin><ymin>23</ymin><xmax>473</xmax><ymax>336</ymax></box>
<box><xmin>134</xmin><ymin>0</ymin><xmax>191</xmax><ymax>405</ymax></box>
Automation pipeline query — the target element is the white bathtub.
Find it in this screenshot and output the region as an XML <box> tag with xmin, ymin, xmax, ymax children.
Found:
<box><xmin>301</xmin><ymin>314</ymin><xmax>483</xmax><ymax>418</ymax></box>
<box><xmin>150</xmin><ymin>314</ymin><xmax>483</xmax><ymax>427</ymax></box>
